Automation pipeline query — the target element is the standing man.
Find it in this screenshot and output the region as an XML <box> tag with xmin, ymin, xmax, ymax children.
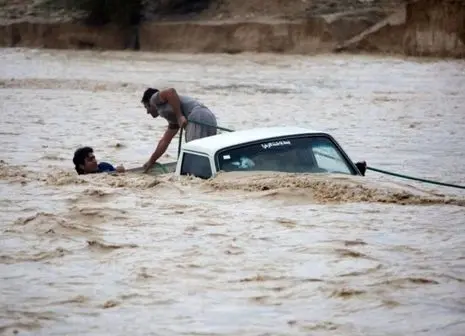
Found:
<box><xmin>141</xmin><ymin>87</ymin><xmax>218</xmax><ymax>173</ymax></box>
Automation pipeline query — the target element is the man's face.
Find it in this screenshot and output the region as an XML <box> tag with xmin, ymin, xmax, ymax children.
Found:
<box><xmin>144</xmin><ymin>102</ymin><xmax>158</xmax><ymax>118</ymax></box>
<box><xmin>81</xmin><ymin>152</ymin><xmax>98</xmax><ymax>173</ymax></box>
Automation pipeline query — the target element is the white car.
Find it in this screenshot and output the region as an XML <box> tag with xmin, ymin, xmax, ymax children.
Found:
<box><xmin>145</xmin><ymin>126</ymin><xmax>366</xmax><ymax>179</ymax></box>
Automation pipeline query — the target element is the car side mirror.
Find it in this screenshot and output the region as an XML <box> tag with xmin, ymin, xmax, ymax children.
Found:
<box><xmin>355</xmin><ymin>161</ymin><xmax>367</xmax><ymax>176</ymax></box>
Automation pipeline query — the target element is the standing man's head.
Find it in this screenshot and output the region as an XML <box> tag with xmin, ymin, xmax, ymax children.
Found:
<box><xmin>73</xmin><ymin>146</ymin><xmax>98</xmax><ymax>175</ymax></box>
<box><xmin>141</xmin><ymin>88</ymin><xmax>159</xmax><ymax>118</ymax></box>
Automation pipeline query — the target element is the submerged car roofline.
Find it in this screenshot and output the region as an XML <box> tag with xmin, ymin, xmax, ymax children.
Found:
<box><xmin>181</xmin><ymin>126</ymin><xmax>323</xmax><ymax>155</ymax></box>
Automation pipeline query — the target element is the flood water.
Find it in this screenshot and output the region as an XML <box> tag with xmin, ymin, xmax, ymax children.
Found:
<box><xmin>1</xmin><ymin>48</ymin><xmax>465</xmax><ymax>336</ymax></box>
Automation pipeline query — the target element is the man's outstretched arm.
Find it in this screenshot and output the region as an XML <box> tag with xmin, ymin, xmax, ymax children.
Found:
<box><xmin>144</xmin><ymin>125</ymin><xmax>179</xmax><ymax>172</ymax></box>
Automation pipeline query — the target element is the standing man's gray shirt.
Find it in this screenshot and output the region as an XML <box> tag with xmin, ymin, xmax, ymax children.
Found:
<box><xmin>150</xmin><ymin>92</ymin><xmax>217</xmax><ymax>142</ymax></box>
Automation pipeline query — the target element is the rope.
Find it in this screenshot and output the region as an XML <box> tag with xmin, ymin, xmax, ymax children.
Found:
<box><xmin>177</xmin><ymin>127</ymin><xmax>183</xmax><ymax>159</ymax></box>
<box><xmin>157</xmin><ymin>162</ymin><xmax>169</xmax><ymax>174</ymax></box>
<box><xmin>176</xmin><ymin>115</ymin><xmax>233</xmax><ymax>159</ymax></box>
<box><xmin>178</xmin><ymin>119</ymin><xmax>465</xmax><ymax>190</ymax></box>
<box><xmin>187</xmin><ymin>119</ymin><xmax>234</xmax><ymax>132</ymax></box>
<box><xmin>366</xmin><ymin>166</ymin><xmax>465</xmax><ymax>190</ymax></box>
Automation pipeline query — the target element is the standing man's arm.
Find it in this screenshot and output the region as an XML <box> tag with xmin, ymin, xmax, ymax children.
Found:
<box><xmin>144</xmin><ymin>124</ymin><xmax>179</xmax><ymax>173</ymax></box>
<box><xmin>158</xmin><ymin>88</ymin><xmax>188</xmax><ymax>129</ymax></box>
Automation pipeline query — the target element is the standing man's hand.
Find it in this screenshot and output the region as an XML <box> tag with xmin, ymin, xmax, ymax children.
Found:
<box><xmin>178</xmin><ymin>115</ymin><xmax>188</xmax><ymax>129</ymax></box>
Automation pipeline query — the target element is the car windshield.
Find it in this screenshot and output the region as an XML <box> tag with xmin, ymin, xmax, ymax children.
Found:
<box><xmin>215</xmin><ymin>135</ymin><xmax>356</xmax><ymax>175</ymax></box>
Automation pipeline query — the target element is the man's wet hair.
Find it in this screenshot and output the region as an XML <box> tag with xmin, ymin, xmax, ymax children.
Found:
<box><xmin>141</xmin><ymin>88</ymin><xmax>159</xmax><ymax>105</ymax></box>
<box><xmin>73</xmin><ymin>146</ymin><xmax>94</xmax><ymax>175</ymax></box>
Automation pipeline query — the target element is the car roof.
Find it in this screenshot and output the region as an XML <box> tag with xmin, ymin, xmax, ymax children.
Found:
<box><xmin>182</xmin><ymin>126</ymin><xmax>327</xmax><ymax>155</ymax></box>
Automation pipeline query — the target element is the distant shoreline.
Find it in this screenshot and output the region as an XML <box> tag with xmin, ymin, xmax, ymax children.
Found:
<box><xmin>0</xmin><ymin>0</ymin><xmax>463</xmax><ymax>58</ymax></box>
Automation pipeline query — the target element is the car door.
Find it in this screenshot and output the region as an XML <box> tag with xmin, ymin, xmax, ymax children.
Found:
<box><xmin>179</xmin><ymin>152</ymin><xmax>213</xmax><ymax>179</ymax></box>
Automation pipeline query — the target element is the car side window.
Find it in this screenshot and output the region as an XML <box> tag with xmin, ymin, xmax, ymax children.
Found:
<box><xmin>311</xmin><ymin>137</ymin><xmax>352</xmax><ymax>175</ymax></box>
<box><xmin>181</xmin><ymin>153</ymin><xmax>212</xmax><ymax>179</ymax></box>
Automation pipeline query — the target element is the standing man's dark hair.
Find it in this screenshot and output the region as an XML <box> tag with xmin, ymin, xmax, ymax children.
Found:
<box><xmin>73</xmin><ymin>146</ymin><xmax>94</xmax><ymax>174</ymax></box>
<box><xmin>141</xmin><ymin>88</ymin><xmax>159</xmax><ymax>106</ymax></box>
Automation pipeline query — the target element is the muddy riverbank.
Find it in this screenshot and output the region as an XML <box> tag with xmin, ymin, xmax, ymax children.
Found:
<box><xmin>0</xmin><ymin>0</ymin><xmax>464</xmax><ymax>58</ymax></box>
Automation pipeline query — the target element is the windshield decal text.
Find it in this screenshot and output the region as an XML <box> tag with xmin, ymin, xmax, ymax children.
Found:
<box><xmin>261</xmin><ymin>140</ymin><xmax>292</xmax><ymax>150</ymax></box>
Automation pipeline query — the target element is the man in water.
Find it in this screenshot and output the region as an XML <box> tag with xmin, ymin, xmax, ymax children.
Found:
<box><xmin>141</xmin><ymin>87</ymin><xmax>218</xmax><ymax>173</ymax></box>
<box><xmin>72</xmin><ymin>146</ymin><xmax>125</xmax><ymax>175</ymax></box>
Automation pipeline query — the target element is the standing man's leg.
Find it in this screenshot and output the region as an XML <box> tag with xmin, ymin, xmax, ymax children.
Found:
<box><xmin>185</xmin><ymin>107</ymin><xmax>217</xmax><ymax>142</ymax></box>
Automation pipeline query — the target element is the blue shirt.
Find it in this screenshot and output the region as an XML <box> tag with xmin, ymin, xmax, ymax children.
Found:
<box><xmin>97</xmin><ymin>162</ymin><xmax>116</xmax><ymax>173</ymax></box>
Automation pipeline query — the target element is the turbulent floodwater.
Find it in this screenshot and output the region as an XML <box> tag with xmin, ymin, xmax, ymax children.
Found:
<box><xmin>1</xmin><ymin>48</ymin><xmax>465</xmax><ymax>336</ymax></box>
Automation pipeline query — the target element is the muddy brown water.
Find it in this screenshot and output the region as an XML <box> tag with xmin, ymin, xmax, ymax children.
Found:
<box><xmin>1</xmin><ymin>48</ymin><xmax>465</xmax><ymax>336</ymax></box>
